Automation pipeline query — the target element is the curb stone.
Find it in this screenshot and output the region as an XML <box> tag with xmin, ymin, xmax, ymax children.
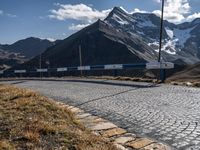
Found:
<box><xmin>55</xmin><ymin>101</ymin><xmax>172</xmax><ymax>150</ymax></box>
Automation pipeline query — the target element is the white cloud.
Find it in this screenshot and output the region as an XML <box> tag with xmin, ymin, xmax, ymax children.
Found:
<box><xmin>154</xmin><ymin>0</ymin><xmax>161</xmax><ymax>3</ymax></box>
<box><xmin>69</xmin><ymin>23</ymin><xmax>90</xmax><ymax>31</ymax></box>
<box><xmin>40</xmin><ymin>37</ymin><xmax>56</xmax><ymax>42</ymax></box>
<box><xmin>62</xmin><ymin>33</ymin><xmax>67</xmax><ymax>36</ymax></box>
<box><xmin>7</xmin><ymin>13</ymin><xmax>17</xmax><ymax>18</ymax></box>
<box><xmin>129</xmin><ymin>0</ymin><xmax>200</xmax><ymax>24</ymax></box>
<box><xmin>131</xmin><ymin>8</ymin><xmax>149</xmax><ymax>14</ymax></box>
<box><xmin>134</xmin><ymin>0</ymin><xmax>200</xmax><ymax>23</ymax></box>
<box><xmin>186</xmin><ymin>12</ymin><xmax>200</xmax><ymax>22</ymax></box>
<box><xmin>152</xmin><ymin>0</ymin><xmax>198</xmax><ymax>23</ymax></box>
<box><xmin>49</xmin><ymin>3</ymin><xmax>111</xmax><ymax>23</ymax></box>
<box><xmin>0</xmin><ymin>10</ymin><xmax>17</xmax><ymax>18</ymax></box>
<box><xmin>46</xmin><ymin>38</ymin><xmax>56</xmax><ymax>42</ymax></box>
<box><xmin>0</xmin><ymin>10</ymin><xmax>3</xmax><ymax>15</ymax></box>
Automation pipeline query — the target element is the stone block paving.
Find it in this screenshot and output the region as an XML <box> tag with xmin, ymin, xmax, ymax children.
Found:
<box><xmin>4</xmin><ymin>78</ymin><xmax>200</xmax><ymax>149</ymax></box>
<box><xmin>56</xmin><ymin>102</ymin><xmax>171</xmax><ymax>150</ymax></box>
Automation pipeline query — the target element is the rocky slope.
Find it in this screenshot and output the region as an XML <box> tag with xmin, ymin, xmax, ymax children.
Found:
<box><xmin>0</xmin><ymin>37</ymin><xmax>56</xmax><ymax>58</ymax></box>
<box><xmin>0</xmin><ymin>37</ymin><xmax>57</xmax><ymax>69</ymax></box>
<box><xmin>10</xmin><ymin>7</ymin><xmax>200</xmax><ymax>77</ymax></box>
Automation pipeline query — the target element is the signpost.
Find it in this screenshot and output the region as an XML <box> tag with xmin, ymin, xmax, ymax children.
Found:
<box><xmin>146</xmin><ymin>62</ymin><xmax>174</xmax><ymax>69</ymax></box>
<box><xmin>158</xmin><ymin>0</ymin><xmax>166</xmax><ymax>82</ymax></box>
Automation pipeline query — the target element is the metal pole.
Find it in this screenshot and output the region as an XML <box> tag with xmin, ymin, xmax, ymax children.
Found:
<box><xmin>158</xmin><ymin>0</ymin><xmax>165</xmax><ymax>82</ymax></box>
<box><xmin>39</xmin><ymin>54</ymin><xmax>42</xmax><ymax>79</ymax></box>
<box><xmin>79</xmin><ymin>45</ymin><xmax>83</xmax><ymax>76</ymax></box>
<box><xmin>158</xmin><ymin>0</ymin><xmax>165</xmax><ymax>62</ymax></box>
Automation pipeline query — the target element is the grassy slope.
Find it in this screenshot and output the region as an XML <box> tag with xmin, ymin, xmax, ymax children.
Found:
<box><xmin>168</xmin><ymin>63</ymin><xmax>200</xmax><ymax>82</ymax></box>
<box><xmin>0</xmin><ymin>84</ymin><xmax>117</xmax><ymax>150</ymax></box>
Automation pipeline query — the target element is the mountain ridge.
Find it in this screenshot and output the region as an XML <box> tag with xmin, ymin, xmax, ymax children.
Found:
<box><xmin>6</xmin><ymin>7</ymin><xmax>200</xmax><ymax>77</ymax></box>
<box><xmin>0</xmin><ymin>37</ymin><xmax>58</xmax><ymax>69</ymax></box>
<box><xmin>0</xmin><ymin>37</ymin><xmax>57</xmax><ymax>58</ymax></box>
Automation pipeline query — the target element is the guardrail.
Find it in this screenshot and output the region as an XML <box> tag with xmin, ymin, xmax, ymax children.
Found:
<box><xmin>0</xmin><ymin>62</ymin><xmax>174</xmax><ymax>81</ymax></box>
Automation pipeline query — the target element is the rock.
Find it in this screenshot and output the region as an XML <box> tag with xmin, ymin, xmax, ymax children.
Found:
<box><xmin>90</xmin><ymin>122</ymin><xmax>117</xmax><ymax>131</ymax></box>
<box><xmin>126</xmin><ymin>138</ymin><xmax>154</xmax><ymax>149</ymax></box>
<box><xmin>101</xmin><ymin>128</ymin><xmax>127</xmax><ymax>137</ymax></box>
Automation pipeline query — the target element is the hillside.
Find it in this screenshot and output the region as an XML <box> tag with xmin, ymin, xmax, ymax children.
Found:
<box><xmin>168</xmin><ymin>63</ymin><xmax>200</xmax><ymax>81</ymax></box>
<box><xmin>105</xmin><ymin>7</ymin><xmax>200</xmax><ymax>64</ymax></box>
<box><xmin>0</xmin><ymin>49</ymin><xmax>27</xmax><ymax>70</ymax></box>
<box><xmin>0</xmin><ymin>37</ymin><xmax>58</xmax><ymax>69</ymax></box>
<box><xmin>0</xmin><ymin>84</ymin><xmax>117</xmax><ymax>149</ymax></box>
<box><xmin>16</xmin><ymin>20</ymin><xmax>157</xmax><ymax>70</ymax></box>
<box><xmin>9</xmin><ymin>7</ymin><xmax>200</xmax><ymax>78</ymax></box>
<box><xmin>0</xmin><ymin>37</ymin><xmax>56</xmax><ymax>58</ymax></box>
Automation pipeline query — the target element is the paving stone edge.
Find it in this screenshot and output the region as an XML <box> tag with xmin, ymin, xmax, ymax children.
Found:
<box><xmin>54</xmin><ymin>101</ymin><xmax>173</xmax><ymax>150</ymax></box>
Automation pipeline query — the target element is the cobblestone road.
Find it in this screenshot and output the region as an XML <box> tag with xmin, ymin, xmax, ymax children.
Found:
<box><xmin>3</xmin><ymin>78</ymin><xmax>200</xmax><ymax>149</ymax></box>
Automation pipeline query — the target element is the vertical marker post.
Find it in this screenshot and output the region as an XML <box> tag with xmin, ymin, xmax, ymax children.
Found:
<box><xmin>79</xmin><ymin>45</ymin><xmax>83</xmax><ymax>76</ymax></box>
<box><xmin>158</xmin><ymin>0</ymin><xmax>165</xmax><ymax>83</ymax></box>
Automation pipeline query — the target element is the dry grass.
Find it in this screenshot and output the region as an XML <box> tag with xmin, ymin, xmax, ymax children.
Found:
<box><xmin>168</xmin><ymin>81</ymin><xmax>200</xmax><ymax>88</ymax></box>
<box><xmin>0</xmin><ymin>84</ymin><xmax>117</xmax><ymax>150</ymax></box>
<box><xmin>89</xmin><ymin>76</ymin><xmax>157</xmax><ymax>83</ymax></box>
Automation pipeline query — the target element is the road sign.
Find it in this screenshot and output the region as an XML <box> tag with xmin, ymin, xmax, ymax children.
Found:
<box><xmin>14</xmin><ymin>70</ymin><xmax>26</xmax><ymax>73</ymax></box>
<box><xmin>78</xmin><ymin>66</ymin><xmax>90</xmax><ymax>70</ymax></box>
<box><xmin>57</xmin><ymin>67</ymin><xmax>68</xmax><ymax>72</ymax></box>
<box><xmin>146</xmin><ymin>62</ymin><xmax>174</xmax><ymax>69</ymax></box>
<box><xmin>104</xmin><ymin>64</ymin><xmax>123</xmax><ymax>70</ymax></box>
<box><xmin>37</xmin><ymin>69</ymin><xmax>48</xmax><ymax>72</ymax></box>
<box><xmin>160</xmin><ymin>62</ymin><xmax>174</xmax><ymax>69</ymax></box>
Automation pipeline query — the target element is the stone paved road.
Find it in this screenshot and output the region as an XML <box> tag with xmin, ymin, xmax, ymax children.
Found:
<box><xmin>2</xmin><ymin>78</ymin><xmax>200</xmax><ymax>149</ymax></box>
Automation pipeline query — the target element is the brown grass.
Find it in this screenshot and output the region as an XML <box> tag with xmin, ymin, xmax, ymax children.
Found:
<box><xmin>0</xmin><ymin>84</ymin><xmax>117</xmax><ymax>150</ymax></box>
<box><xmin>89</xmin><ymin>76</ymin><xmax>157</xmax><ymax>83</ymax></box>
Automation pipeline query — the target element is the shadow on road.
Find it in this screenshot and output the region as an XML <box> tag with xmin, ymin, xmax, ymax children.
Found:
<box><xmin>0</xmin><ymin>78</ymin><xmax>160</xmax><ymax>89</ymax></box>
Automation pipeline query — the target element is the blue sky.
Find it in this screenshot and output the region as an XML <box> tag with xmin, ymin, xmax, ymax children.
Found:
<box><xmin>0</xmin><ymin>0</ymin><xmax>200</xmax><ymax>44</ymax></box>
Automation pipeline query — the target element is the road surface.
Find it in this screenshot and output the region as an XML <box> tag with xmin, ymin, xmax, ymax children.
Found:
<box><xmin>2</xmin><ymin>78</ymin><xmax>200</xmax><ymax>149</ymax></box>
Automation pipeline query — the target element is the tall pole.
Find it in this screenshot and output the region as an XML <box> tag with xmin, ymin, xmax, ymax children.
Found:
<box><xmin>79</xmin><ymin>45</ymin><xmax>83</xmax><ymax>76</ymax></box>
<box><xmin>39</xmin><ymin>54</ymin><xmax>42</xmax><ymax>79</ymax></box>
<box><xmin>158</xmin><ymin>0</ymin><xmax>165</xmax><ymax>62</ymax></box>
<box><xmin>158</xmin><ymin>0</ymin><xmax>165</xmax><ymax>82</ymax></box>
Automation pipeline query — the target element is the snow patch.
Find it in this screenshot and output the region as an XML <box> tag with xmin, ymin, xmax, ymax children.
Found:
<box><xmin>173</xmin><ymin>26</ymin><xmax>196</xmax><ymax>47</ymax></box>
<box><xmin>148</xmin><ymin>39</ymin><xmax>179</xmax><ymax>55</ymax></box>
<box><xmin>137</xmin><ymin>31</ymin><xmax>145</xmax><ymax>35</ymax></box>
<box><xmin>165</xmin><ymin>28</ymin><xmax>174</xmax><ymax>39</ymax></box>
<box><xmin>162</xmin><ymin>39</ymin><xmax>179</xmax><ymax>55</ymax></box>
<box><xmin>112</xmin><ymin>14</ymin><xmax>129</xmax><ymax>25</ymax></box>
<box><xmin>138</xmin><ymin>19</ymin><xmax>156</xmax><ymax>28</ymax></box>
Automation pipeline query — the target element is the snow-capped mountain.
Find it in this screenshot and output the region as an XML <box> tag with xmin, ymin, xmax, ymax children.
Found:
<box><xmin>14</xmin><ymin>7</ymin><xmax>200</xmax><ymax>72</ymax></box>
<box><xmin>105</xmin><ymin>7</ymin><xmax>200</xmax><ymax>64</ymax></box>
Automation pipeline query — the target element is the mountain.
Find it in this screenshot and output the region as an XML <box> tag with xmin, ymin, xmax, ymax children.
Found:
<box><xmin>105</xmin><ymin>7</ymin><xmax>200</xmax><ymax>65</ymax></box>
<box><xmin>13</xmin><ymin>7</ymin><xmax>200</xmax><ymax>76</ymax></box>
<box><xmin>0</xmin><ymin>48</ymin><xmax>27</xmax><ymax>70</ymax></box>
<box><xmin>0</xmin><ymin>37</ymin><xmax>56</xmax><ymax>58</ymax></box>
<box><xmin>16</xmin><ymin>19</ymin><xmax>159</xmax><ymax>70</ymax></box>
<box><xmin>0</xmin><ymin>37</ymin><xmax>58</xmax><ymax>69</ymax></box>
